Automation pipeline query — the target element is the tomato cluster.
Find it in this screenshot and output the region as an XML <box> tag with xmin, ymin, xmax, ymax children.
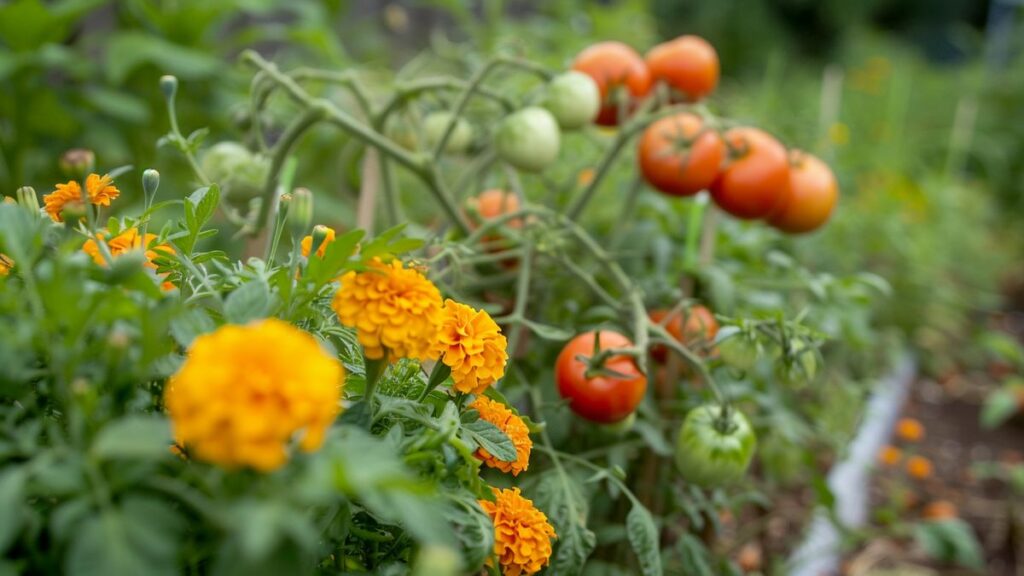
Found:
<box><xmin>566</xmin><ymin>35</ymin><xmax>838</xmax><ymax>235</ymax></box>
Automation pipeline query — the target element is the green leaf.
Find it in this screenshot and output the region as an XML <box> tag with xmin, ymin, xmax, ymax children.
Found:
<box><xmin>678</xmin><ymin>533</ymin><xmax>714</xmax><ymax>576</ymax></box>
<box><xmin>0</xmin><ymin>468</ymin><xmax>26</xmax><ymax>554</ymax></box>
<box><xmin>224</xmin><ymin>280</ymin><xmax>273</xmax><ymax>324</ymax></box>
<box><xmin>521</xmin><ymin>318</ymin><xmax>574</xmax><ymax>341</ymax></box>
<box><xmin>530</xmin><ymin>471</ymin><xmax>596</xmax><ymax>575</ymax></box>
<box><xmin>464</xmin><ymin>419</ymin><xmax>517</xmax><ymax>463</ymax></box>
<box><xmin>626</xmin><ymin>502</ymin><xmax>663</xmax><ymax>576</ymax></box>
<box><xmin>980</xmin><ymin>389</ymin><xmax>1020</xmax><ymax>429</ymax></box>
<box><xmin>105</xmin><ymin>31</ymin><xmax>222</xmax><ymax>84</ymax></box>
<box><xmin>65</xmin><ymin>498</ymin><xmax>184</xmax><ymax>576</ymax></box>
<box><xmin>169</xmin><ymin>308</ymin><xmax>216</xmax><ymax>347</ymax></box>
<box><xmin>913</xmin><ymin>519</ymin><xmax>984</xmax><ymax>569</ymax></box>
<box><xmin>91</xmin><ymin>416</ymin><xmax>172</xmax><ymax>460</ymax></box>
<box><xmin>441</xmin><ymin>492</ymin><xmax>494</xmax><ymax>571</ymax></box>
<box><xmin>305</xmin><ymin>229</ymin><xmax>363</xmax><ymax>286</ymax></box>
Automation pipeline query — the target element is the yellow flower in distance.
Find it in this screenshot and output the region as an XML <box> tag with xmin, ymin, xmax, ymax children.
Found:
<box><xmin>877</xmin><ymin>445</ymin><xmax>902</xmax><ymax>467</ymax></box>
<box><xmin>479</xmin><ymin>487</ymin><xmax>556</xmax><ymax>576</ymax></box>
<box><xmin>82</xmin><ymin>227</ymin><xmax>175</xmax><ymax>290</ymax></box>
<box><xmin>301</xmin><ymin>225</ymin><xmax>336</xmax><ymax>258</ymax></box>
<box><xmin>906</xmin><ymin>455</ymin><xmax>933</xmax><ymax>480</ymax></box>
<box><xmin>470</xmin><ymin>396</ymin><xmax>531</xmax><ymax>476</ymax></box>
<box><xmin>164</xmin><ymin>319</ymin><xmax>343</xmax><ymax>471</ymax></box>
<box><xmin>434</xmin><ymin>299</ymin><xmax>508</xmax><ymax>394</ymax></box>
<box><xmin>43</xmin><ymin>173</ymin><xmax>120</xmax><ymax>222</ymax></box>
<box><xmin>896</xmin><ymin>417</ymin><xmax>924</xmax><ymax>443</ymax></box>
<box><xmin>332</xmin><ymin>258</ymin><xmax>442</xmax><ymax>361</ymax></box>
<box><xmin>0</xmin><ymin>254</ymin><xmax>12</xmax><ymax>276</ymax></box>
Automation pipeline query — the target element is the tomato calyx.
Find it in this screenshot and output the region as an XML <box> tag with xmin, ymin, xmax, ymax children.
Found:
<box><xmin>577</xmin><ymin>330</ymin><xmax>645</xmax><ymax>379</ymax></box>
<box><xmin>713</xmin><ymin>404</ymin><xmax>739</xmax><ymax>435</ymax></box>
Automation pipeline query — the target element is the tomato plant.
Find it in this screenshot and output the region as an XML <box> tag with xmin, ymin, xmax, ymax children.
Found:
<box><xmin>495</xmin><ymin>107</ymin><xmax>561</xmax><ymax>172</ymax></box>
<box><xmin>645</xmin><ymin>35</ymin><xmax>720</xmax><ymax>101</ymax></box>
<box><xmin>710</xmin><ymin>127</ymin><xmax>790</xmax><ymax>219</ymax></box>
<box><xmin>649</xmin><ymin>305</ymin><xmax>719</xmax><ymax>362</ymax></box>
<box><xmin>769</xmin><ymin>150</ymin><xmax>840</xmax><ymax>234</ymax></box>
<box><xmin>555</xmin><ymin>330</ymin><xmax>648</xmax><ymax>423</ymax></box>
<box><xmin>675</xmin><ymin>404</ymin><xmax>757</xmax><ymax>487</ymax></box>
<box><xmin>572</xmin><ymin>41</ymin><xmax>652</xmax><ymax>126</ymax></box>
<box><xmin>638</xmin><ymin>112</ymin><xmax>725</xmax><ymax>197</ymax></box>
<box><xmin>542</xmin><ymin>71</ymin><xmax>601</xmax><ymax>130</ymax></box>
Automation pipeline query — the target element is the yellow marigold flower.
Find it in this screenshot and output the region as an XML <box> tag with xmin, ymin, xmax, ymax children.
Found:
<box><xmin>164</xmin><ymin>319</ymin><xmax>343</xmax><ymax>471</ymax></box>
<box><xmin>301</xmin><ymin>225</ymin><xmax>336</xmax><ymax>258</ymax></box>
<box><xmin>479</xmin><ymin>487</ymin><xmax>556</xmax><ymax>576</ymax></box>
<box><xmin>896</xmin><ymin>417</ymin><xmax>924</xmax><ymax>443</ymax></box>
<box><xmin>434</xmin><ymin>299</ymin><xmax>508</xmax><ymax>394</ymax></box>
<box><xmin>82</xmin><ymin>227</ymin><xmax>175</xmax><ymax>290</ymax></box>
<box><xmin>878</xmin><ymin>445</ymin><xmax>902</xmax><ymax>467</ymax></box>
<box><xmin>471</xmin><ymin>396</ymin><xmax>531</xmax><ymax>476</ymax></box>
<box><xmin>0</xmin><ymin>254</ymin><xmax>12</xmax><ymax>276</ymax></box>
<box><xmin>906</xmin><ymin>455</ymin><xmax>933</xmax><ymax>479</ymax></box>
<box><xmin>43</xmin><ymin>173</ymin><xmax>120</xmax><ymax>222</ymax></box>
<box><xmin>331</xmin><ymin>258</ymin><xmax>442</xmax><ymax>361</ymax></box>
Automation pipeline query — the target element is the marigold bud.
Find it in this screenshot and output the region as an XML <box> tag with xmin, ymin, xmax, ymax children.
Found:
<box><xmin>15</xmin><ymin>186</ymin><xmax>39</xmax><ymax>213</ymax></box>
<box><xmin>309</xmin><ymin>224</ymin><xmax>332</xmax><ymax>257</ymax></box>
<box><xmin>59</xmin><ymin>148</ymin><xmax>95</xmax><ymax>179</ymax></box>
<box><xmin>142</xmin><ymin>169</ymin><xmax>160</xmax><ymax>202</ymax></box>
<box><xmin>288</xmin><ymin>187</ymin><xmax>314</xmax><ymax>237</ymax></box>
<box><xmin>160</xmin><ymin>75</ymin><xmax>179</xmax><ymax>100</ymax></box>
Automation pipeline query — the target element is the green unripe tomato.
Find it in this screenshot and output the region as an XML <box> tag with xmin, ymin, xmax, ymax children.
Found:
<box><xmin>778</xmin><ymin>339</ymin><xmax>818</xmax><ymax>385</ymax></box>
<box><xmin>675</xmin><ymin>404</ymin><xmax>757</xmax><ymax>487</ymax></box>
<box><xmin>718</xmin><ymin>334</ymin><xmax>760</xmax><ymax>371</ymax></box>
<box><xmin>495</xmin><ymin>107</ymin><xmax>561</xmax><ymax>172</ymax></box>
<box><xmin>543</xmin><ymin>71</ymin><xmax>601</xmax><ymax>130</ymax></box>
<box><xmin>423</xmin><ymin>112</ymin><xmax>474</xmax><ymax>154</ymax></box>
<box><xmin>385</xmin><ymin>116</ymin><xmax>420</xmax><ymax>151</ymax></box>
<box><xmin>200</xmin><ymin>141</ymin><xmax>269</xmax><ymax>203</ymax></box>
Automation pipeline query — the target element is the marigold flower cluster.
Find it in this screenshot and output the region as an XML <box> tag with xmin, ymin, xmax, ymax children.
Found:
<box><xmin>479</xmin><ymin>487</ymin><xmax>556</xmax><ymax>576</ymax></box>
<box><xmin>434</xmin><ymin>299</ymin><xmax>508</xmax><ymax>394</ymax></box>
<box><xmin>470</xmin><ymin>396</ymin><xmax>532</xmax><ymax>476</ymax></box>
<box><xmin>164</xmin><ymin>319</ymin><xmax>343</xmax><ymax>471</ymax></box>
<box><xmin>82</xmin><ymin>227</ymin><xmax>175</xmax><ymax>290</ymax></box>
<box><xmin>331</xmin><ymin>258</ymin><xmax>444</xmax><ymax>361</ymax></box>
<box><xmin>44</xmin><ymin>173</ymin><xmax>120</xmax><ymax>222</ymax></box>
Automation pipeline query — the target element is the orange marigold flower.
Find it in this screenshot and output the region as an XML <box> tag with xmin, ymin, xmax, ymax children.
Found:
<box><xmin>331</xmin><ymin>258</ymin><xmax>443</xmax><ymax>361</ymax></box>
<box><xmin>86</xmin><ymin>173</ymin><xmax>119</xmax><ymax>207</ymax></box>
<box><xmin>82</xmin><ymin>227</ymin><xmax>175</xmax><ymax>290</ymax></box>
<box><xmin>44</xmin><ymin>181</ymin><xmax>84</xmax><ymax>222</ymax></box>
<box><xmin>0</xmin><ymin>254</ymin><xmax>12</xmax><ymax>276</ymax></box>
<box><xmin>433</xmin><ymin>299</ymin><xmax>508</xmax><ymax>394</ymax></box>
<box><xmin>896</xmin><ymin>417</ymin><xmax>925</xmax><ymax>442</ymax></box>
<box><xmin>479</xmin><ymin>487</ymin><xmax>556</xmax><ymax>576</ymax></box>
<box><xmin>906</xmin><ymin>455</ymin><xmax>933</xmax><ymax>479</ymax></box>
<box><xmin>878</xmin><ymin>445</ymin><xmax>902</xmax><ymax>467</ymax></box>
<box><xmin>470</xmin><ymin>396</ymin><xmax>531</xmax><ymax>476</ymax></box>
<box><xmin>43</xmin><ymin>173</ymin><xmax>120</xmax><ymax>222</ymax></box>
<box><xmin>301</xmin><ymin>225</ymin><xmax>336</xmax><ymax>258</ymax></box>
<box><xmin>164</xmin><ymin>319</ymin><xmax>343</xmax><ymax>471</ymax></box>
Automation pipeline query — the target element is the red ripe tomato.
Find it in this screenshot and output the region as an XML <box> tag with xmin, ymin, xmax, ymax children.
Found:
<box><xmin>649</xmin><ymin>306</ymin><xmax>720</xmax><ymax>363</ymax></box>
<box><xmin>768</xmin><ymin>150</ymin><xmax>839</xmax><ymax>234</ymax></box>
<box><xmin>638</xmin><ymin>113</ymin><xmax>725</xmax><ymax>197</ymax></box>
<box><xmin>572</xmin><ymin>42</ymin><xmax>652</xmax><ymax>126</ymax></box>
<box><xmin>710</xmin><ymin>127</ymin><xmax>789</xmax><ymax>220</ymax></box>
<box><xmin>466</xmin><ymin>189</ymin><xmax>521</xmax><ymax>230</ymax></box>
<box><xmin>645</xmin><ymin>35</ymin><xmax>719</xmax><ymax>101</ymax></box>
<box><xmin>555</xmin><ymin>330</ymin><xmax>647</xmax><ymax>423</ymax></box>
